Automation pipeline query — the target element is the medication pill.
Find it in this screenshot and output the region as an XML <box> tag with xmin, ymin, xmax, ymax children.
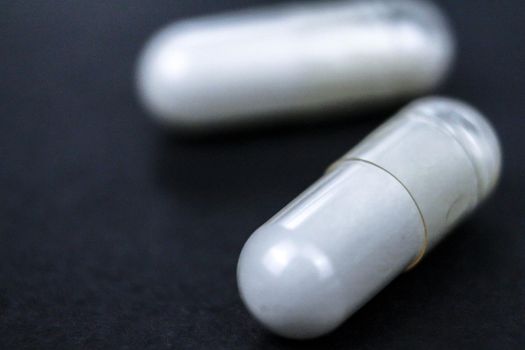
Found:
<box><xmin>137</xmin><ymin>0</ymin><xmax>454</xmax><ymax>129</ymax></box>
<box><xmin>237</xmin><ymin>97</ymin><xmax>501</xmax><ymax>339</ymax></box>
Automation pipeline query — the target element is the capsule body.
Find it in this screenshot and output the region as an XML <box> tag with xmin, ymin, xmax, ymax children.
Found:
<box><xmin>237</xmin><ymin>97</ymin><xmax>501</xmax><ymax>339</ymax></box>
<box><xmin>137</xmin><ymin>0</ymin><xmax>454</xmax><ymax>129</ymax></box>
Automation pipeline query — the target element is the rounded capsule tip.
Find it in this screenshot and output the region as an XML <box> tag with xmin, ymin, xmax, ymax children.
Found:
<box><xmin>237</xmin><ymin>226</ymin><xmax>348</xmax><ymax>339</ymax></box>
<box><xmin>136</xmin><ymin>25</ymin><xmax>200</xmax><ymax>129</ymax></box>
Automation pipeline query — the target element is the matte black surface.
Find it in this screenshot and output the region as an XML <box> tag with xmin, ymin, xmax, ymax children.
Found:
<box><xmin>1</xmin><ymin>1</ymin><xmax>524</xmax><ymax>348</ymax></box>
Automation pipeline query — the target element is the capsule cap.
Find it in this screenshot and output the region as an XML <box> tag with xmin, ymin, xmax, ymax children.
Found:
<box><xmin>406</xmin><ymin>97</ymin><xmax>502</xmax><ymax>200</ymax></box>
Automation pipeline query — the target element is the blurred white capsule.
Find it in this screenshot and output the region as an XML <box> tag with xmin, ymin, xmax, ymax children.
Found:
<box><xmin>136</xmin><ymin>0</ymin><xmax>455</xmax><ymax>129</ymax></box>
<box><xmin>237</xmin><ymin>97</ymin><xmax>501</xmax><ymax>339</ymax></box>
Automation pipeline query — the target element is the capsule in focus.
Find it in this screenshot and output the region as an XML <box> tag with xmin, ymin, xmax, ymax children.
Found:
<box><xmin>237</xmin><ymin>97</ymin><xmax>501</xmax><ymax>339</ymax></box>
<box><xmin>137</xmin><ymin>0</ymin><xmax>454</xmax><ymax>129</ymax></box>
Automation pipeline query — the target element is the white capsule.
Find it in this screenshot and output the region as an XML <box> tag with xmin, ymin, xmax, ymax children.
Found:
<box><xmin>136</xmin><ymin>0</ymin><xmax>454</xmax><ymax>129</ymax></box>
<box><xmin>237</xmin><ymin>97</ymin><xmax>501</xmax><ymax>339</ymax></box>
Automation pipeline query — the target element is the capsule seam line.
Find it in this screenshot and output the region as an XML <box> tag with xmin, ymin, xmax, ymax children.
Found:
<box><xmin>345</xmin><ymin>158</ymin><xmax>429</xmax><ymax>270</ymax></box>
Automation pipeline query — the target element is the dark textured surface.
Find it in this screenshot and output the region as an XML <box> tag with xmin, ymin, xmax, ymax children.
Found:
<box><xmin>1</xmin><ymin>0</ymin><xmax>524</xmax><ymax>349</ymax></box>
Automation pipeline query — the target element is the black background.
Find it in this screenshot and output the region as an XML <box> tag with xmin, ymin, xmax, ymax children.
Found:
<box><xmin>1</xmin><ymin>0</ymin><xmax>524</xmax><ymax>349</ymax></box>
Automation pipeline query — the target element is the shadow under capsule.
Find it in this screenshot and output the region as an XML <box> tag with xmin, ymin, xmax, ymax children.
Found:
<box><xmin>149</xmin><ymin>98</ymin><xmax>407</xmax><ymax>142</ymax></box>
<box><xmin>150</xmin><ymin>101</ymin><xmax>401</xmax><ymax>205</ymax></box>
